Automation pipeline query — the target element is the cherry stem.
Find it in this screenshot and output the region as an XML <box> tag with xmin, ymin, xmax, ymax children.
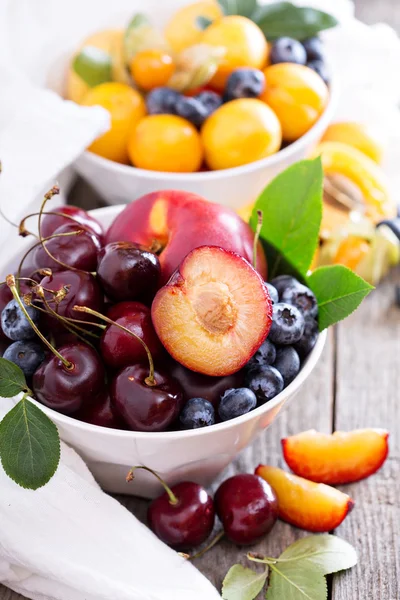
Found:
<box><xmin>73</xmin><ymin>305</ymin><xmax>157</xmax><ymax>386</ymax></box>
<box><xmin>187</xmin><ymin>530</ymin><xmax>225</xmax><ymax>560</ymax></box>
<box><xmin>126</xmin><ymin>466</ymin><xmax>178</xmax><ymax>505</ymax></box>
<box><xmin>252</xmin><ymin>209</ymin><xmax>263</xmax><ymax>271</ymax></box>
<box><xmin>20</xmin><ymin>210</ymin><xmax>97</xmax><ymax>239</ymax></box>
<box><xmin>6</xmin><ymin>275</ymin><xmax>73</xmax><ymax>369</ymax></box>
<box><xmin>31</xmin><ymin>301</ymin><xmax>97</xmax><ymax>348</ymax></box>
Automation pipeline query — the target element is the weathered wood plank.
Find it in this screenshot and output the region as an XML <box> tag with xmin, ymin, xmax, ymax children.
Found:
<box><xmin>332</xmin><ymin>270</ymin><xmax>400</xmax><ymax>600</ymax></box>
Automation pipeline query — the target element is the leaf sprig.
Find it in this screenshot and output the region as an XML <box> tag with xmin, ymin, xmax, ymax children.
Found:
<box><xmin>222</xmin><ymin>534</ymin><xmax>357</xmax><ymax>600</ymax></box>
<box><xmin>0</xmin><ymin>358</ymin><xmax>61</xmax><ymax>490</ymax></box>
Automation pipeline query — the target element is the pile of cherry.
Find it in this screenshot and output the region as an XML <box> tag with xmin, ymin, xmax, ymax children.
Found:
<box><xmin>0</xmin><ymin>197</ymin><xmax>319</xmax><ymax>432</ymax></box>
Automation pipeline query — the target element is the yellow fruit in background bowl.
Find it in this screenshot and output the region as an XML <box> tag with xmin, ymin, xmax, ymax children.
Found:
<box><xmin>128</xmin><ymin>115</ymin><xmax>204</xmax><ymax>172</ymax></box>
<box><xmin>321</xmin><ymin>122</ymin><xmax>384</xmax><ymax>164</ymax></box>
<box><xmin>261</xmin><ymin>63</ymin><xmax>329</xmax><ymax>141</ymax></box>
<box><xmin>201</xmin><ymin>98</ymin><xmax>282</xmax><ymax>170</ymax></box>
<box><xmin>130</xmin><ymin>49</ymin><xmax>175</xmax><ymax>90</ymax></box>
<box><xmin>82</xmin><ymin>82</ymin><xmax>146</xmax><ymax>164</ymax></box>
<box><xmin>66</xmin><ymin>29</ymin><xmax>127</xmax><ymax>103</ymax></box>
<box><xmin>165</xmin><ymin>1</ymin><xmax>223</xmax><ymax>53</ymax></box>
<box><xmin>202</xmin><ymin>16</ymin><xmax>268</xmax><ymax>91</ymax></box>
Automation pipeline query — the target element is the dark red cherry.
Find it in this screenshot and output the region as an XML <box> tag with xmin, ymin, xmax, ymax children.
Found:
<box><xmin>111</xmin><ymin>364</ymin><xmax>183</xmax><ymax>431</ymax></box>
<box><xmin>100</xmin><ymin>307</ymin><xmax>163</xmax><ymax>370</ymax></box>
<box><xmin>107</xmin><ymin>301</ymin><xmax>146</xmax><ymax>321</ymax></box>
<box><xmin>215</xmin><ymin>474</ymin><xmax>278</xmax><ymax>545</ymax></box>
<box><xmin>40</xmin><ymin>270</ymin><xmax>103</xmax><ymax>324</ymax></box>
<box><xmin>33</xmin><ymin>223</ymin><xmax>101</xmax><ymax>273</ymax></box>
<box><xmin>40</xmin><ymin>205</ymin><xmax>104</xmax><ymax>243</ymax></box>
<box><xmin>0</xmin><ymin>339</ymin><xmax>9</xmax><ymax>356</ymax></box>
<box><xmin>32</xmin><ymin>342</ymin><xmax>105</xmax><ymax>414</ymax></box>
<box><xmin>97</xmin><ymin>242</ymin><xmax>160</xmax><ymax>302</ymax></box>
<box><xmin>168</xmin><ymin>360</ymin><xmax>245</xmax><ymax>407</ymax></box>
<box><xmin>148</xmin><ymin>482</ymin><xmax>215</xmax><ymax>550</ymax></box>
<box><xmin>76</xmin><ymin>390</ymin><xmax>126</xmax><ymax>429</ymax></box>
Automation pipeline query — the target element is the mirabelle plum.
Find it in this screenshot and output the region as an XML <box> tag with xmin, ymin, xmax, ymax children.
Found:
<box><xmin>202</xmin><ymin>16</ymin><xmax>269</xmax><ymax>91</ymax></box>
<box><xmin>322</xmin><ymin>122</ymin><xmax>384</xmax><ymax>164</ymax></box>
<box><xmin>165</xmin><ymin>1</ymin><xmax>223</xmax><ymax>53</ymax></box>
<box><xmin>261</xmin><ymin>63</ymin><xmax>328</xmax><ymax>141</ymax></box>
<box><xmin>81</xmin><ymin>83</ymin><xmax>146</xmax><ymax>164</ymax></box>
<box><xmin>128</xmin><ymin>115</ymin><xmax>203</xmax><ymax>172</ymax></box>
<box><xmin>130</xmin><ymin>49</ymin><xmax>175</xmax><ymax>91</ymax></box>
<box><xmin>202</xmin><ymin>98</ymin><xmax>281</xmax><ymax>170</ymax></box>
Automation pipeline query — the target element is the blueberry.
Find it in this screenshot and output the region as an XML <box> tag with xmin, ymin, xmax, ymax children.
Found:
<box><xmin>281</xmin><ymin>282</ymin><xmax>318</xmax><ymax>319</ymax></box>
<box><xmin>302</xmin><ymin>37</ymin><xmax>324</xmax><ymax>61</ymax></box>
<box><xmin>246</xmin><ymin>339</ymin><xmax>276</xmax><ymax>371</ymax></box>
<box><xmin>1</xmin><ymin>300</ymin><xmax>39</xmax><ymax>341</ymax></box>
<box><xmin>176</xmin><ymin>96</ymin><xmax>208</xmax><ymax>127</ymax></box>
<box><xmin>223</xmin><ymin>68</ymin><xmax>265</xmax><ymax>102</ymax></box>
<box><xmin>196</xmin><ymin>90</ymin><xmax>222</xmax><ymax>117</ymax></box>
<box><xmin>269</xmin><ymin>275</ymin><xmax>299</xmax><ymax>298</ymax></box>
<box><xmin>273</xmin><ymin>346</ymin><xmax>300</xmax><ymax>386</ymax></box>
<box><xmin>146</xmin><ymin>87</ymin><xmax>181</xmax><ymax>115</ymax></box>
<box><xmin>270</xmin><ymin>37</ymin><xmax>307</xmax><ymax>65</ymax></box>
<box><xmin>180</xmin><ymin>397</ymin><xmax>215</xmax><ymax>429</ymax></box>
<box><xmin>244</xmin><ymin>365</ymin><xmax>284</xmax><ymax>403</ymax></box>
<box><xmin>307</xmin><ymin>59</ymin><xmax>330</xmax><ymax>85</ymax></box>
<box><xmin>293</xmin><ymin>316</ymin><xmax>319</xmax><ymax>359</ymax></box>
<box><xmin>269</xmin><ymin>302</ymin><xmax>305</xmax><ymax>345</ymax></box>
<box><xmin>265</xmin><ymin>282</ymin><xmax>279</xmax><ymax>304</ymax></box>
<box><xmin>219</xmin><ymin>388</ymin><xmax>257</xmax><ymax>421</ymax></box>
<box><xmin>3</xmin><ymin>340</ymin><xmax>45</xmax><ymax>377</ymax></box>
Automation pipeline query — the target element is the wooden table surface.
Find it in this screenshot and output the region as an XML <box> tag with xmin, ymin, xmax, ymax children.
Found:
<box><xmin>2</xmin><ymin>1</ymin><xmax>399</xmax><ymax>598</ymax></box>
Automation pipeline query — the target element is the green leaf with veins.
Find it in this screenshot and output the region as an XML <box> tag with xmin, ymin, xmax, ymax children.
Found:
<box><xmin>72</xmin><ymin>46</ymin><xmax>113</xmax><ymax>87</ymax></box>
<box><xmin>266</xmin><ymin>562</ymin><xmax>327</xmax><ymax>600</ymax></box>
<box><xmin>0</xmin><ymin>358</ymin><xmax>30</xmax><ymax>398</ymax></box>
<box><xmin>222</xmin><ymin>564</ymin><xmax>268</xmax><ymax>600</ymax></box>
<box><xmin>217</xmin><ymin>0</ymin><xmax>258</xmax><ymax>18</ymax></box>
<box><xmin>0</xmin><ymin>396</ymin><xmax>60</xmax><ymax>490</ymax></box>
<box><xmin>278</xmin><ymin>534</ymin><xmax>358</xmax><ymax>575</ymax></box>
<box><xmin>254</xmin><ymin>3</ymin><xmax>338</xmax><ymax>40</ymax></box>
<box><xmin>307</xmin><ymin>266</ymin><xmax>374</xmax><ymax>331</ymax></box>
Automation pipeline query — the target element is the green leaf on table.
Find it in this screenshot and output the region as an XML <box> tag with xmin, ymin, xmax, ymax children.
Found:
<box><xmin>250</xmin><ymin>157</ymin><xmax>323</xmax><ymax>279</ymax></box>
<box><xmin>266</xmin><ymin>562</ymin><xmax>327</xmax><ymax>600</ymax></box>
<box><xmin>278</xmin><ymin>535</ymin><xmax>358</xmax><ymax>575</ymax></box>
<box><xmin>196</xmin><ymin>15</ymin><xmax>215</xmax><ymax>30</ymax></box>
<box><xmin>307</xmin><ymin>265</ymin><xmax>374</xmax><ymax>331</ymax></box>
<box><xmin>217</xmin><ymin>0</ymin><xmax>258</xmax><ymax>18</ymax></box>
<box><xmin>0</xmin><ymin>396</ymin><xmax>60</xmax><ymax>490</ymax></box>
<box><xmin>72</xmin><ymin>46</ymin><xmax>113</xmax><ymax>87</ymax></box>
<box><xmin>254</xmin><ymin>3</ymin><xmax>338</xmax><ymax>41</ymax></box>
<box><xmin>0</xmin><ymin>358</ymin><xmax>30</xmax><ymax>398</ymax></box>
<box><xmin>222</xmin><ymin>564</ymin><xmax>268</xmax><ymax>600</ymax></box>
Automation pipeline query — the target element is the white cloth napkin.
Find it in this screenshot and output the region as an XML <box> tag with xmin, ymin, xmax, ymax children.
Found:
<box><xmin>0</xmin><ymin>398</ymin><xmax>221</xmax><ymax>600</ymax></box>
<box><xmin>1</xmin><ymin>1</ymin><xmax>400</xmax><ymax>600</ymax></box>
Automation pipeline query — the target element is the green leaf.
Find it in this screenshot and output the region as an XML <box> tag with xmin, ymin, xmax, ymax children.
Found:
<box><xmin>254</xmin><ymin>3</ymin><xmax>338</xmax><ymax>40</ymax></box>
<box><xmin>217</xmin><ymin>0</ymin><xmax>258</xmax><ymax>18</ymax></box>
<box><xmin>250</xmin><ymin>158</ymin><xmax>323</xmax><ymax>279</ymax></box>
<box><xmin>72</xmin><ymin>46</ymin><xmax>113</xmax><ymax>87</ymax></box>
<box><xmin>222</xmin><ymin>564</ymin><xmax>268</xmax><ymax>600</ymax></box>
<box><xmin>307</xmin><ymin>265</ymin><xmax>374</xmax><ymax>331</ymax></box>
<box><xmin>278</xmin><ymin>535</ymin><xmax>358</xmax><ymax>575</ymax></box>
<box><xmin>0</xmin><ymin>358</ymin><xmax>29</xmax><ymax>398</ymax></box>
<box><xmin>196</xmin><ymin>15</ymin><xmax>214</xmax><ymax>30</ymax></box>
<box><xmin>0</xmin><ymin>397</ymin><xmax>60</xmax><ymax>490</ymax></box>
<box><xmin>266</xmin><ymin>562</ymin><xmax>327</xmax><ymax>600</ymax></box>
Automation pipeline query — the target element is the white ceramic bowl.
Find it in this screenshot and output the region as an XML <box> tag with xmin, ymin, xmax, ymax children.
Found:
<box><xmin>5</xmin><ymin>205</ymin><xmax>326</xmax><ymax>497</ymax></box>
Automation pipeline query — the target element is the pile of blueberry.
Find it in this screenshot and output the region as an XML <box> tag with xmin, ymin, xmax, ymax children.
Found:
<box><xmin>145</xmin><ymin>35</ymin><xmax>328</xmax><ymax>130</ymax></box>
<box><xmin>180</xmin><ymin>275</ymin><xmax>318</xmax><ymax>429</ymax></box>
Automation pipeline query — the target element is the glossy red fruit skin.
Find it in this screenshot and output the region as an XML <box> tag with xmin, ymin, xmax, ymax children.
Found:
<box><xmin>76</xmin><ymin>390</ymin><xmax>126</xmax><ymax>429</ymax></box>
<box><xmin>168</xmin><ymin>360</ymin><xmax>245</xmax><ymax>407</ymax></box>
<box><xmin>33</xmin><ymin>223</ymin><xmax>101</xmax><ymax>273</ymax></box>
<box><xmin>100</xmin><ymin>309</ymin><xmax>163</xmax><ymax>370</ymax></box>
<box><xmin>97</xmin><ymin>242</ymin><xmax>161</xmax><ymax>302</ymax></box>
<box><xmin>107</xmin><ymin>301</ymin><xmax>147</xmax><ymax>321</ymax></box>
<box><xmin>40</xmin><ymin>271</ymin><xmax>104</xmax><ymax>324</ymax></box>
<box><xmin>111</xmin><ymin>364</ymin><xmax>183</xmax><ymax>432</ymax></box>
<box><xmin>40</xmin><ymin>205</ymin><xmax>104</xmax><ymax>243</ymax></box>
<box><xmin>32</xmin><ymin>342</ymin><xmax>105</xmax><ymax>414</ymax></box>
<box><xmin>148</xmin><ymin>481</ymin><xmax>215</xmax><ymax>550</ymax></box>
<box><xmin>215</xmin><ymin>474</ymin><xmax>278</xmax><ymax>545</ymax></box>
